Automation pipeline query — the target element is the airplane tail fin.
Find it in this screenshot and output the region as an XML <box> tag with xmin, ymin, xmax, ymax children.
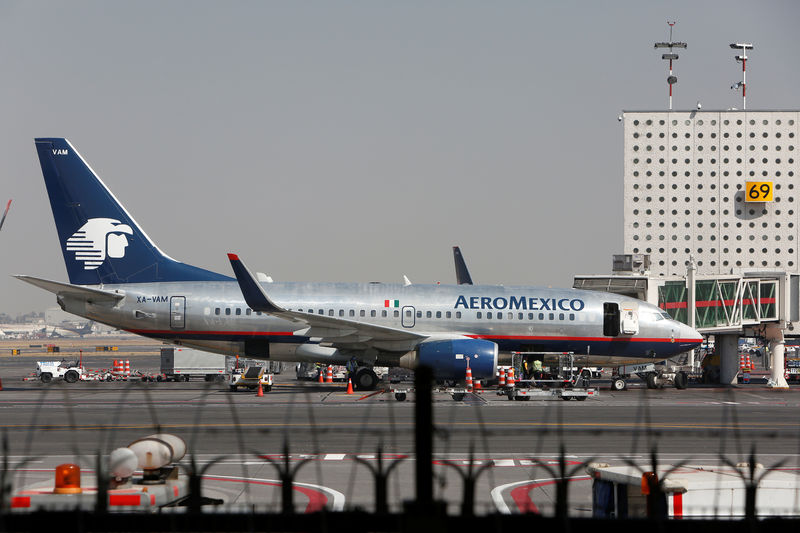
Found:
<box><xmin>34</xmin><ymin>138</ymin><xmax>231</xmax><ymax>285</ymax></box>
<box><xmin>453</xmin><ymin>246</ymin><xmax>473</xmax><ymax>285</ymax></box>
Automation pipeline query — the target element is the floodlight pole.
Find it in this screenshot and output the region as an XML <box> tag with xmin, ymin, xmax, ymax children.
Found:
<box><xmin>730</xmin><ymin>43</ymin><xmax>753</xmax><ymax>110</ymax></box>
<box><xmin>654</xmin><ymin>22</ymin><xmax>687</xmax><ymax>111</ymax></box>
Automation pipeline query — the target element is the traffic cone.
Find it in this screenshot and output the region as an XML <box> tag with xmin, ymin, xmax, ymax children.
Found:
<box><xmin>326</xmin><ymin>365</ymin><xmax>333</xmax><ymax>383</ymax></box>
<box><xmin>124</xmin><ymin>360</ymin><xmax>131</xmax><ymax>380</ymax></box>
<box><xmin>507</xmin><ymin>367</ymin><xmax>515</xmax><ymax>388</ymax></box>
<box><xmin>318</xmin><ymin>368</ymin><xmax>324</xmax><ymax>383</ymax></box>
<box><xmin>465</xmin><ymin>362</ymin><xmax>473</xmax><ymax>393</ymax></box>
<box><xmin>346</xmin><ymin>378</ymin><xmax>354</xmax><ymax>394</ymax></box>
<box><xmin>498</xmin><ymin>368</ymin><xmax>506</xmax><ymax>387</ymax></box>
<box><xmin>256</xmin><ymin>382</ymin><xmax>264</xmax><ymax>397</ymax></box>
<box><xmin>475</xmin><ymin>379</ymin><xmax>482</xmax><ymax>391</ymax></box>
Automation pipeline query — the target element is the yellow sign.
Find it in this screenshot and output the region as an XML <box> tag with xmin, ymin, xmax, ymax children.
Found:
<box><xmin>745</xmin><ymin>181</ymin><xmax>773</xmax><ymax>202</ymax></box>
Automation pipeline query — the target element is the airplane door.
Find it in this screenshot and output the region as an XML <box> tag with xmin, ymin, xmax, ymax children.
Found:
<box><xmin>170</xmin><ymin>296</ymin><xmax>186</xmax><ymax>329</ymax></box>
<box><xmin>402</xmin><ymin>306</ymin><xmax>416</xmax><ymax>328</ymax></box>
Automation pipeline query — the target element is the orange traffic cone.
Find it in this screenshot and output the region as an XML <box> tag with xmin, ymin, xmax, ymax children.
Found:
<box><xmin>507</xmin><ymin>367</ymin><xmax>515</xmax><ymax>388</ymax></box>
<box><xmin>498</xmin><ymin>368</ymin><xmax>506</xmax><ymax>387</ymax></box>
<box><xmin>346</xmin><ymin>378</ymin><xmax>354</xmax><ymax>394</ymax></box>
<box><xmin>326</xmin><ymin>365</ymin><xmax>333</xmax><ymax>383</ymax></box>
<box><xmin>318</xmin><ymin>368</ymin><xmax>324</xmax><ymax>383</ymax></box>
<box><xmin>465</xmin><ymin>362</ymin><xmax>473</xmax><ymax>393</ymax></box>
<box><xmin>257</xmin><ymin>382</ymin><xmax>264</xmax><ymax>397</ymax></box>
<box><xmin>475</xmin><ymin>380</ymin><xmax>482</xmax><ymax>391</ymax></box>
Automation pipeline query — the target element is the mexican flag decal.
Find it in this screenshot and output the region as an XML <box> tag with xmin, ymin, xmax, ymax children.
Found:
<box><xmin>384</xmin><ymin>299</ymin><xmax>400</xmax><ymax>308</ymax></box>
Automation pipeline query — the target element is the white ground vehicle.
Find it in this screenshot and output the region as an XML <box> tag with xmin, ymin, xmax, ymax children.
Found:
<box><xmin>159</xmin><ymin>347</ymin><xmax>228</xmax><ymax>382</ymax></box>
<box><xmin>36</xmin><ymin>360</ymin><xmax>84</xmax><ymax>383</ymax></box>
<box><xmin>229</xmin><ymin>366</ymin><xmax>273</xmax><ymax>392</ymax></box>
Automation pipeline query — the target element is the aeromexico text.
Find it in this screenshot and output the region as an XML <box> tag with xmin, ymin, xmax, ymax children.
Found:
<box><xmin>454</xmin><ymin>296</ymin><xmax>585</xmax><ymax>312</ymax></box>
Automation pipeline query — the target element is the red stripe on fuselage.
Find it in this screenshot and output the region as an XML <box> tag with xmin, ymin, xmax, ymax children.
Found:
<box><xmin>127</xmin><ymin>329</ymin><xmax>295</xmax><ymax>336</ymax></box>
<box><xmin>466</xmin><ymin>335</ymin><xmax>699</xmax><ymax>343</ymax></box>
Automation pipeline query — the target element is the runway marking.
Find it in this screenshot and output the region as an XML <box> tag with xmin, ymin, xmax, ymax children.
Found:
<box><xmin>491</xmin><ymin>476</ymin><xmax>590</xmax><ymax>514</ymax></box>
<box><xmin>202</xmin><ymin>475</ymin><xmax>345</xmax><ymax>512</ymax></box>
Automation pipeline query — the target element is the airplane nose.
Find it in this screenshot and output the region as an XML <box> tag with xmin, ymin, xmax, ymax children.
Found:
<box><xmin>681</xmin><ymin>323</ymin><xmax>703</xmax><ymax>348</ymax></box>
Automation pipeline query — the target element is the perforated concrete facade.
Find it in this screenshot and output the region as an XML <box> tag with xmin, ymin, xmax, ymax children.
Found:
<box><xmin>623</xmin><ymin>110</ymin><xmax>800</xmax><ymax>276</ymax></box>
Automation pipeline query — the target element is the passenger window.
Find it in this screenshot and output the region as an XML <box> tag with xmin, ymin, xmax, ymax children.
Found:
<box><xmin>318</xmin><ymin>309</ymin><xmax>324</xmax><ymax>315</ymax></box>
<box><xmin>528</xmin><ymin>313</ymin><xmax>533</xmax><ymax>320</ymax></box>
<box><xmin>382</xmin><ymin>310</ymin><xmax>388</xmax><ymax>317</ymax></box>
<box><xmin>225</xmin><ymin>308</ymin><xmax>231</xmax><ymax>316</ymax></box>
<box><xmin>328</xmin><ymin>309</ymin><xmax>334</xmax><ymax>316</ymax></box>
<box><xmin>215</xmin><ymin>308</ymin><xmax>220</xmax><ymax>315</ymax></box>
<box><xmin>360</xmin><ymin>310</ymin><xmax>365</xmax><ymax>317</ymax></box>
<box><xmin>487</xmin><ymin>312</ymin><xmax>492</xmax><ymax>319</ymax></box>
<box><xmin>394</xmin><ymin>310</ymin><xmax>399</xmax><ymax>318</ymax></box>
<box><xmin>371</xmin><ymin>310</ymin><xmax>376</xmax><ymax>317</ymax></box>
<box><xmin>339</xmin><ymin>310</ymin><xmax>344</xmax><ymax>317</ymax></box>
<box><xmin>446</xmin><ymin>311</ymin><xmax>451</xmax><ymax>318</ymax></box>
<box><xmin>477</xmin><ymin>312</ymin><xmax>482</xmax><ymax>319</ymax></box>
<box><xmin>235</xmin><ymin>308</ymin><xmax>241</xmax><ymax>315</ymax></box>
<box><xmin>257</xmin><ymin>311</ymin><xmax>262</xmax><ymax>316</ymax></box>
<box><xmin>518</xmin><ymin>313</ymin><xmax>523</xmax><ymax>320</ymax></box>
<box><xmin>559</xmin><ymin>313</ymin><xmax>564</xmax><ymax>320</ymax></box>
<box><xmin>405</xmin><ymin>310</ymin><xmax>412</xmax><ymax>317</ymax></box>
<box><xmin>508</xmin><ymin>312</ymin><xmax>513</xmax><ymax>320</ymax></box>
<box><xmin>498</xmin><ymin>313</ymin><xmax>503</xmax><ymax>320</ymax></box>
<box><xmin>416</xmin><ymin>311</ymin><xmax>422</xmax><ymax>318</ymax></box>
<box><xmin>349</xmin><ymin>310</ymin><xmax>355</xmax><ymax>317</ymax></box>
<box><xmin>436</xmin><ymin>311</ymin><xmax>442</xmax><ymax>318</ymax></box>
<box><xmin>455</xmin><ymin>312</ymin><xmax>461</xmax><ymax>319</ymax></box>
<box><xmin>539</xmin><ymin>313</ymin><xmax>544</xmax><ymax>320</ymax></box>
<box><xmin>569</xmin><ymin>313</ymin><xmax>575</xmax><ymax>321</ymax></box>
<box><xmin>549</xmin><ymin>313</ymin><xmax>554</xmax><ymax>320</ymax></box>
<box><xmin>426</xmin><ymin>311</ymin><xmax>432</xmax><ymax>318</ymax></box>
<box><xmin>246</xmin><ymin>308</ymin><xmax>252</xmax><ymax>316</ymax></box>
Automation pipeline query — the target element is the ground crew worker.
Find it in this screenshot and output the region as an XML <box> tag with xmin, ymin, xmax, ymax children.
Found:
<box><xmin>532</xmin><ymin>359</ymin><xmax>543</xmax><ymax>380</ymax></box>
<box><xmin>522</xmin><ymin>358</ymin><xmax>530</xmax><ymax>380</ymax></box>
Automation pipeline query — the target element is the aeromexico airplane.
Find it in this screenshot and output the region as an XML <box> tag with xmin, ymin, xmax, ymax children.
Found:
<box><xmin>19</xmin><ymin>138</ymin><xmax>702</xmax><ymax>391</ymax></box>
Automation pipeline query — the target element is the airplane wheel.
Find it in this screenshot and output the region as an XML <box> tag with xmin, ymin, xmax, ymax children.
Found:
<box><xmin>646</xmin><ymin>373</ymin><xmax>658</xmax><ymax>389</ymax></box>
<box><xmin>395</xmin><ymin>392</ymin><xmax>407</xmax><ymax>402</ymax></box>
<box><xmin>674</xmin><ymin>371</ymin><xmax>689</xmax><ymax>390</ymax></box>
<box><xmin>452</xmin><ymin>392</ymin><xmax>465</xmax><ymax>401</ymax></box>
<box><xmin>64</xmin><ymin>370</ymin><xmax>79</xmax><ymax>384</ymax></box>
<box><xmin>611</xmin><ymin>378</ymin><xmax>626</xmax><ymax>391</ymax></box>
<box><xmin>575</xmin><ymin>396</ymin><xmax>587</xmax><ymax>401</ymax></box>
<box><xmin>40</xmin><ymin>373</ymin><xmax>52</xmax><ymax>383</ymax></box>
<box><xmin>354</xmin><ymin>368</ymin><xmax>378</xmax><ymax>391</ymax></box>
<box><xmin>561</xmin><ymin>395</ymin><xmax>572</xmax><ymax>401</ymax></box>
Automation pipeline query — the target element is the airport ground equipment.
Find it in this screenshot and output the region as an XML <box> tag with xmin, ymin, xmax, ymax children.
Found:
<box><xmin>229</xmin><ymin>366</ymin><xmax>273</xmax><ymax>392</ymax></box>
<box><xmin>36</xmin><ymin>360</ymin><xmax>84</xmax><ymax>383</ymax></box>
<box><xmin>160</xmin><ymin>347</ymin><xmax>227</xmax><ymax>382</ymax></box>
<box><xmin>587</xmin><ymin>462</ymin><xmax>800</xmax><ymax>518</ymax></box>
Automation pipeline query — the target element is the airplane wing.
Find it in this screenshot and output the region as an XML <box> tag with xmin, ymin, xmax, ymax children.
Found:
<box><xmin>15</xmin><ymin>275</ymin><xmax>125</xmax><ymax>304</ymax></box>
<box><xmin>453</xmin><ymin>246</ymin><xmax>473</xmax><ymax>285</ymax></box>
<box><xmin>227</xmin><ymin>254</ymin><xmax>426</xmax><ymax>351</ymax></box>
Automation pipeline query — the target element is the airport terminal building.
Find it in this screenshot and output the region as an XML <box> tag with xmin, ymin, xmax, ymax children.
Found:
<box><xmin>576</xmin><ymin>110</ymin><xmax>800</xmax><ymax>387</ymax></box>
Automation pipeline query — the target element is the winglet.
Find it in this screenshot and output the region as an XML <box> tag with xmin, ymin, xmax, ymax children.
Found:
<box><xmin>227</xmin><ymin>253</ymin><xmax>283</xmax><ymax>313</ymax></box>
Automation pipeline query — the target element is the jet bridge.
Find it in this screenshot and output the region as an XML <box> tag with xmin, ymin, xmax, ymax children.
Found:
<box><xmin>574</xmin><ymin>270</ymin><xmax>800</xmax><ymax>388</ymax></box>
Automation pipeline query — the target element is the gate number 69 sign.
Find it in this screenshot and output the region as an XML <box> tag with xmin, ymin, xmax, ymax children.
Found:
<box><xmin>746</xmin><ymin>181</ymin><xmax>773</xmax><ymax>202</ymax></box>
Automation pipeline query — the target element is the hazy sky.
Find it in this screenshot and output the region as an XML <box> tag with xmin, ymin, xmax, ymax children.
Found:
<box><xmin>2</xmin><ymin>1</ymin><xmax>799</xmax><ymax>315</ymax></box>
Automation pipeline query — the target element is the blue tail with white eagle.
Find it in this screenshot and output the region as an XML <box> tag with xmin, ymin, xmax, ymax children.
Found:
<box><xmin>34</xmin><ymin>138</ymin><xmax>231</xmax><ymax>285</ymax></box>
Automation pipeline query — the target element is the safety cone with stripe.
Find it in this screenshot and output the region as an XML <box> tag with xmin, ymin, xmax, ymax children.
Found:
<box><xmin>326</xmin><ymin>365</ymin><xmax>333</xmax><ymax>383</ymax></box>
<box><xmin>498</xmin><ymin>368</ymin><xmax>506</xmax><ymax>387</ymax></box>
<box><xmin>256</xmin><ymin>382</ymin><xmax>264</xmax><ymax>397</ymax></box>
<box><xmin>474</xmin><ymin>379</ymin><xmax>482</xmax><ymax>391</ymax></box>
<box><xmin>124</xmin><ymin>360</ymin><xmax>131</xmax><ymax>380</ymax></box>
<box><xmin>318</xmin><ymin>368</ymin><xmax>324</xmax><ymax>383</ymax></box>
<box><xmin>507</xmin><ymin>367</ymin><xmax>515</xmax><ymax>388</ymax></box>
<box><xmin>346</xmin><ymin>378</ymin><xmax>354</xmax><ymax>394</ymax></box>
<box><xmin>465</xmin><ymin>361</ymin><xmax>473</xmax><ymax>393</ymax></box>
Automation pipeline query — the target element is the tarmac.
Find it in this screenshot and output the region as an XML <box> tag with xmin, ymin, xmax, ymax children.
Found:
<box><xmin>2</xmin><ymin>344</ymin><xmax>800</xmax><ymax>515</ymax></box>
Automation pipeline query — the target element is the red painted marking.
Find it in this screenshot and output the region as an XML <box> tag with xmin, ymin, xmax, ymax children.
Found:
<box><xmin>173</xmin><ymin>485</ymin><xmax>179</xmax><ymax>497</ymax></box>
<box><xmin>109</xmin><ymin>494</ymin><xmax>142</xmax><ymax>506</ymax></box>
<box><xmin>150</xmin><ymin>494</ymin><xmax>156</xmax><ymax>506</ymax></box>
<box><xmin>11</xmin><ymin>496</ymin><xmax>30</xmax><ymax>508</ymax></box>
<box><xmin>509</xmin><ymin>476</ymin><xmax>591</xmax><ymax>514</ymax></box>
<box><xmin>384</xmin><ymin>300</ymin><xmax>390</xmax><ymax>307</ymax></box>
<box><xmin>227</xmin><ymin>253</ymin><xmax>239</xmax><ymax>261</ymax></box>
<box><xmin>673</xmin><ymin>492</ymin><xmax>683</xmax><ymax>518</ymax></box>
<box><xmin>203</xmin><ymin>476</ymin><xmax>328</xmax><ymax>513</ymax></box>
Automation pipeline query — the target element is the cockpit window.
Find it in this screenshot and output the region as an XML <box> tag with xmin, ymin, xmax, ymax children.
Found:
<box><xmin>660</xmin><ymin>311</ymin><xmax>672</xmax><ymax>320</ymax></box>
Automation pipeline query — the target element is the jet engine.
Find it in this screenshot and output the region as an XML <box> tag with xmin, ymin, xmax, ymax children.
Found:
<box><xmin>400</xmin><ymin>338</ymin><xmax>498</xmax><ymax>381</ymax></box>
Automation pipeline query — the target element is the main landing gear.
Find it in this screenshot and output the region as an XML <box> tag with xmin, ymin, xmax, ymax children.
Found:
<box><xmin>352</xmin><ymin>367</ymin><xmax>379</xmax><ymax>391</ymax></box>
